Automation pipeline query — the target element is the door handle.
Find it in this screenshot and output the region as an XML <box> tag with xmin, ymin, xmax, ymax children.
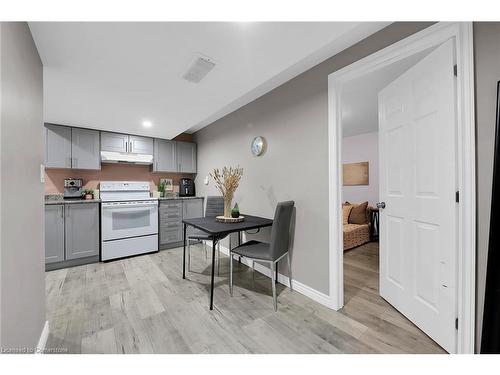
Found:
<box><xmin>376</xmin><ymin>202</ymin><xmax>386</xmax><ymax>209</ymax></box>
<box><xmin>125</xmin><ymin>142</ymin><xmax>128</xmax><ymax>153</ymax></box>
<box><xmin>130</xmin><ymin>141</ymin><xmax>133</xmax><ymax>153</ymax></box>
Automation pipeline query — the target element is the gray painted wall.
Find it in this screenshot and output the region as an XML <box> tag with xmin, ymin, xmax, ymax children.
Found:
<box><xmin>0</xmin><ymin>22</ymin><xmax>45</xmax><ymax>350</ymax></box>
<box><xmin>194</xmin><ymin>22</ymin><xmax>434</xmax><ymax>295</ymax></box>
<box><xmin>473</xmin><ymin>22</ymin><xmax>500</xmax><ymax>352</ymax></box>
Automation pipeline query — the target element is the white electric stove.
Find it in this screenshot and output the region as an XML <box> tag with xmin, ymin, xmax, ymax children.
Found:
<box><xmin>100</xmin><ymin>181</ymin><xmax>158</xmax><ymax>261</ymax></box>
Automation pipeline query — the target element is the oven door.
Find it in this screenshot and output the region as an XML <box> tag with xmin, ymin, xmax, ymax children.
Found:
<box><xmin>101</xmin><ymin>200</ymin><xmax>158</xmax><ymax>241</ymax></box>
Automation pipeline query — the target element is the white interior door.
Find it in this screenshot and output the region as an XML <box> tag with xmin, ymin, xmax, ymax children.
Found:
<box><xmin>378</xmin><ymin>39</ymin><xmax>457</xmax><ymax>353</ymax></box>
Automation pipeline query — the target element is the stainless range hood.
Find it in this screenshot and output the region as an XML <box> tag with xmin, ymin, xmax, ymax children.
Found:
<box><xmin>100</xmin><ymin>151</ymin><xmax>153</xmax><ymax>165</ymax></box>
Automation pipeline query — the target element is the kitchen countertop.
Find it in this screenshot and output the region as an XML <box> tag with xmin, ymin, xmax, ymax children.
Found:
<box><xmin>45</xmin><ymin>197</ymin><xmax>101</xmax><ymax>205</ymax></box>
<box><xmin>45</xmin><ymin>196</ymin><xmax>203</xmax><ymax>204</ymax></box>
<box><xmin>158</xmin><ymin>196</ymin><xmax>203</xmax><ymax>200</ymax></box>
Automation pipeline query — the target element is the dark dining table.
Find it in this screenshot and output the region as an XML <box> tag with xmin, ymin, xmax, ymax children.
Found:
<box><xmin>182</xmin><ymin>214</ymin><xmax>273</xmax><ymax>310</ymax></box>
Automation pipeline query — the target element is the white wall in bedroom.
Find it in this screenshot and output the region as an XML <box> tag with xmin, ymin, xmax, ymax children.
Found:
<box><xmin>341</xmin><ymin>131</ymin><xmax>379</xmax><ymax>207</ymax></box>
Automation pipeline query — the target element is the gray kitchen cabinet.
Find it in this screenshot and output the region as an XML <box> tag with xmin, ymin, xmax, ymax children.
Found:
<box><xmin>71</xmin><ymin>128</ymin><xmax>100</xmax><ymax>170</ymax></box>
<box><xmin>183</xmin><ymin>199</ymin><xmax>203</xmax><ymax>237</ymax></box>
<box><xmin>45</xmin><ymin>205</ymin><xmax>65</xmax><ymax>264</ymax></box>
<box><xmin>183</xmin><ymin>198</ymin><xmax>203</xmax><ymax>220</ymax></box>
<box><xmin>130</xmin><ymin>135</ymin><xmax>154</xmax><ymax>155</ymax></box>
<box><xmin>177</xmin><ymin>141</ymin><xmax>197</xmax><ymax>173</ymax></box>
<box><xmin>153</xmin><ymin>139</ymin><xmax>177</xmax><ymax>172</ymax></box>
<box><xmin>65</xmin><ymin>203</ymin><xmax>99</xmax><ymax>260</ymax></box>
<box><xmin>159</xmin><ymin>198</ymin><xmax>203</xmax><ymax>248</ymax></box>
<box><xmin>101</xmin><ymin>132</ymin><xmax>129</xmax><ymax>153</ymax></box>
<box><xmin>159</xmin><ymin>201</ymin><xmax>183</xmax><ymax>246</ymax></box>
<box><xmin>45</xmin><ymin>124</ymin><xmax>72</xmax><ymax>168</ymax></box>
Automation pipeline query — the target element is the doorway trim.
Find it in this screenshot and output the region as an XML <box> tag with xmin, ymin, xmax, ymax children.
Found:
<box><xmin>327</xmin><ymin>22</ymin><xmax>475</xmax><ymax>354</ymax></box>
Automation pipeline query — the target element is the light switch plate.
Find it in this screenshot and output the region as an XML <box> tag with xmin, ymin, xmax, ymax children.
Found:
<box><xmin>40</xmin><ymin>164</ymin><xmax>45</xmax><ymax>183</ymax></box>
<box><xmin>204</xmin><ymin>176</ymin><xmax>209</xmax><ymax>185</ymax></box>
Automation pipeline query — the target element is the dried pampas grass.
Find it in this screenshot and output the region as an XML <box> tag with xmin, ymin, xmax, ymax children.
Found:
<box><xmin>210</xmin><ymin>166</ymin><xmax>243</xmax><ymax>217</ymax></box>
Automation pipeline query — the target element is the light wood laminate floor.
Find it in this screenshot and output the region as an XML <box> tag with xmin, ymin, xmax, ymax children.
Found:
<box><xmin>45</xmin><ymin>242</ymin><xmax>445</xmax><ymax>353</ymax></box>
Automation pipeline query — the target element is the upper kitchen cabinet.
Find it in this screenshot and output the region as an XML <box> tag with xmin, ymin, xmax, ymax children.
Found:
<box><xmin>101</xmin><ymin>132</ymin><xmax>129</xmax><ymax>153</ymax></box>
<box><xmin>129</xmin><ymin>135</ymin><xmax>154</xmax><ymax>155</ymax></box>
<box><xmin>153</xmin><ymin>139</ymin><xmax>177</xmax><ymax>172</ymax></box>
<box><xmin>71</xmin><ymin>128</ymin><xmax>100</xmax><ymax>170</ymax></box>
<box><xmin>45</xmin><ymin>124</ymin><xmax>72</xmax><ymax>168</ymax></box>
<box><xmin>177</xmin><ymin>141</ymin><xmax>197</xmax><ymax>173</ymax></box>
<box><xmin>101</xmin><ymin>132</ymin><xmax>153</xmax><ymax>155</ymax></box>
<box><xmin>45</xmin><ymin>124</ymin><xmax>100</xmax><ymax>170</ymax></box>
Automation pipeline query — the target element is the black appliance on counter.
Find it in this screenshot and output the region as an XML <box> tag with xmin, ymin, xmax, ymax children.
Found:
<box><xmin>179</xmin><ymin>178</ymin><xmax>195</xmax><ymax>197</ymax></box>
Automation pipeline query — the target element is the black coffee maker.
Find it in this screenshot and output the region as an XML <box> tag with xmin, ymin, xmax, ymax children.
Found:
<box><xmin>179</xmin><ymin>178</ymin><xmax>195</xmax><ymax>197</ymax></box>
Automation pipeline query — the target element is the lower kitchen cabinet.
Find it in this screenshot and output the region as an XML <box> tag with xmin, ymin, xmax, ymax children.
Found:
<box><xmin>159</xmin><ymin>201</ymin><xmax>182</xmax><ymax>247</ymax></box>
<box><xmin>65</xmin><ymin>203</ymin><xmax>100</xmax><ymax>260</ymax></box>
<box><xmin>183</xmin><ymin>199</ymin><xmax>203</xmax><ymax>237</ymax></box>
<box><xmin>45</xmin><ymin>205</ymin><xmax>65</xmax><ymax>264</ymax></box>
<box><xmin>159</xmin><ymin>198</ymin><xmax>203</xmax><ymax>249</ymax></box>
<box><xmin>183</xmin><ymin>198</ymin><xmax>203</xmax><ymax>219</ymax></box>
<box><xmin>45</xmin><ymin>203</ymin><xmax>100</xmax><ymax>269</ymax></box>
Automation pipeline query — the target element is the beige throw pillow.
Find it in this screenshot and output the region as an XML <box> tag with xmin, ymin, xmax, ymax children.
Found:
<box><xmin>349</xmin><ymin>201</ymin><xmax>369</xmax><ymax>224</ymax></box>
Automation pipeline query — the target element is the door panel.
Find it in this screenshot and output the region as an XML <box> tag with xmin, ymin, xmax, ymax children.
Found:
<box><xmin>45</xmin><ymin>205</ymin><xmax>65</xmax><ymax>263</ymax></box>
<box><xmin>415</xmin><ymin>117</ymin><xmax>439</xmax><ymax>197</ymax></box>
<box><xmin>45</xmin><ymin>124</ymin><xmax>72</xmax><ymax>168</ymax></box>
<box><xmin>65</xmin><ymin>203</ymin><xmax>99</xmax><ymax>260</ymax></box>
<box><xmin>378</xmin><ymin>39</ymin><xmax>457</xmax><ymax>353</ymax></box>
<box><xmin>130</xmin><ymin>135</ymin><xmax>153</xmax><ymax>154</ymax></box>
<box><xmin>414</xmin><ymin>222</ymin><xmax>440</xmax><ymax>309</ymax></box>
<box><xmin>71</xmin><ymin>128</ymin><xmax>100</xmax><ymax>170</ymax></box>
<box><xmin>154</xmin><ymin>139</ymin><xmax>177</xmax><ymax>172</ymax></box>
<box><xmin>101</xmin><ymin>132</ymin><xmax>128</xmax><ymax>153</ymax></box>
<box><xmin>386</xmin><ymin>126</ymin><xmax>405</xmax><ymax>196</ymax></box>
<box><xmin>183</xmin><ymin>199</ymin><xmax>203</xmax><ymax>237</ymax></box>
<box><xmin>177</xmin><ymin>141</ymin><xmax>197</xmax><ymax>173</ymax></box>
<box><xmin>385</xmin><ymin>215</ymin><xmax>405</xmax><ymax>289</ymax></box>
<box><xmin>183</xmin><ymin>199</ymin><xmax>203</xmax><ymax>219</ymax></box>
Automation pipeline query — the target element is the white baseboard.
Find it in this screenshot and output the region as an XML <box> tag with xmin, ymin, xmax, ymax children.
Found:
<box><xmin>36</xmin><ymin>321</ymin><xmax>49</xmax><ymax>354</ymax></box>
<box><xmin>203</xmin><ymin>242</ymin><xmax>335</xmax><ymax>309</ymax></box>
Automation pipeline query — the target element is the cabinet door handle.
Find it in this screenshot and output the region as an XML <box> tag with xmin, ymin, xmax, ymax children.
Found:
<box><xmin>130</xmin><ymin>141</ymin><xmax>133</xmax><ymax>153</ymax></box>
<box><xmin>61</xmin><ymin>206</ymin><xmax>64</xmax><ymax>218</ymax></box>
<box><xmin>125</xmin><ymin>141</ymin><xmax>128</xmax><ymax>153</ymax></box>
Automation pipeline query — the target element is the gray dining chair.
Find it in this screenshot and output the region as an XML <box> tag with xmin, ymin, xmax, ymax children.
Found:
<box><xmin>229</xmin><ymin>200</ymin><xmax>294</xmax><ymax>311</ymax></box>
<box><xmin>187</xmin><ymin>196</ymin><xmax>225</xmax><ymax>274</ymax></box>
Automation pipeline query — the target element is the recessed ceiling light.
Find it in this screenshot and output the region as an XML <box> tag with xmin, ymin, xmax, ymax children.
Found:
<box><xmin>142</xmin><ymin>120</ymin><xmax>152</xmax><ymax>128</ymax></box>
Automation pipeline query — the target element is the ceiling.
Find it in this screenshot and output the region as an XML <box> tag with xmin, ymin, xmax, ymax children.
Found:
<box><xmin>342</xmin><ymin>47</ymin><xmax>434</xmax><ymax>138</ymax></box>
<box><xmin>29</xmin><ymin>22</ymin><xmax>389</xmax><ymax>139</ymax></box>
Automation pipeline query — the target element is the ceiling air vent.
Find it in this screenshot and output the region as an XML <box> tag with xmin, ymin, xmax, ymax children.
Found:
<box><xmin>182</xmin><ymin>56</ymin><xmax>216</xmax><ymax>83</ymax></box>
